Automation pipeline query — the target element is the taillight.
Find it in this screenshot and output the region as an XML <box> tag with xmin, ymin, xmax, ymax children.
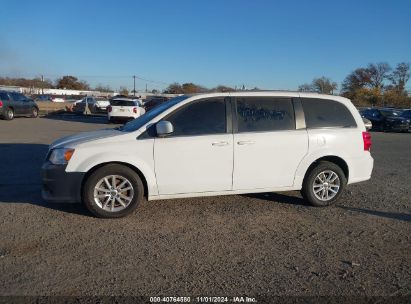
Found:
<box><xmin>0</xmin><ymin>100</ymin><xmax>3</xmax><ymax>108</ymax></box>
<box><xmin>133</xmin><ymin>107</ymin><xmax>137</xmax><ymax>113</ymax></box>
<box><xmin>107</xmin><ymin>106</ymin><xmax>112</xmax><ymax>112</ymax></box>
<box><xmin>362</xmin><ymin>131</ymin><xmax>372</xmax><ymax>151</ymax></box>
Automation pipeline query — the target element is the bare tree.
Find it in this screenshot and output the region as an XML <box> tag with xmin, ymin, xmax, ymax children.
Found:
<box><xmin>56</xmin><ymin>76</ymin><xmax>90</xmax><ymax>90</ymax></box>
<box><xmin>119</xmin><ymin>87</ymin><xmax>129</xmax><ymax>96</ymax></box>
<box><xmin>388</xmin><ymin>62</ymin><xmax>410</xmax><ymax>93</ymax></box>
<box><xmin>298</xmin><ymin>83</ymin><xmax>314</xmax><ymax>92</ymax></box>
<box><xmin>366</xmin><ymin>62</ymin><xmax>391</xmax><ymax>89</ymax></box>
<box><xmin>299</xmin><ymin>77</ymin><xmax>337</xmax><ymax>94</ymax></box>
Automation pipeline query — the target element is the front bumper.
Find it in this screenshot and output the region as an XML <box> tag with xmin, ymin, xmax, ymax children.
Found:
<box><xmin>41</xmin><ymin>161</ymin><xmax>85</xmax><ymax>203</ymax></box>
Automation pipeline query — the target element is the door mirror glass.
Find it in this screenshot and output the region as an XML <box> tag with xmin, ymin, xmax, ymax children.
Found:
<box><xmin>156</xmin><ymin>121</ymin><xmax>174</xmax><ymax>137</ymax></box>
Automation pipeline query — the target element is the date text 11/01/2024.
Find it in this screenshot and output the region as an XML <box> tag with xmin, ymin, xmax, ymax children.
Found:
<box><xmin>149</xmin><ymin>296</ymin><xmax>257</xmax><ymax>303</ymax></box>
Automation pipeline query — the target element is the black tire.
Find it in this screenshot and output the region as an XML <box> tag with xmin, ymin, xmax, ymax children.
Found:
<box><xmin>31</xmin><ymin>107</ymin><xmax>39</xmax><ymax>118</ymax></box>
<box><xmin>83</xmin><ymin>164</ymin><xmax>145</xmax><ymax>218</ymax></box>
<box><xmin>4</xmin><ymin>107</ymin><xmax>14</xmax><ymax>120</ymax></box>
<box><xmin>301</xmin><ymin>161</ymin><xmax>347</xmax><ymax>207</ymax></box>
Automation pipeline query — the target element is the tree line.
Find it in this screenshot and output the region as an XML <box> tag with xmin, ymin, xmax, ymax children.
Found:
<box><xmin>1</xmin><ymin>62</ymin><xmax>409</xmax><ymax>107</ymax></box>
<box><xmin>299</xmin><ymin>62</ymin><xmax>410</xmax><ymax>107</ymax></box>
<box><xmin>0</xmin><ymin>75</ymin><xmax>111</xmax><ymax>92</ymax></box>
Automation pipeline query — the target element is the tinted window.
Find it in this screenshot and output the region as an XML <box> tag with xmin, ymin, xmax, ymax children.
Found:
<box><xmin>166</xmin><ymin>98</ymin><xmax>226</xmax><ymax>136</ymax></box>
<box><xmin>0</xmin><ymin>92</ymin><xmax>10</xmax><ymax>100</ymax></box>
<box><xmin>10</xmin><ymin>92</ymin><xmax>27</xmax><ymax>101</ymax></box>
<box><xmin>110</xmin><ymin>99</ymin><xmax>136</xmax><ymax>107</ymax></box>
<box><xmin>236</xmin><ymin>97</ymin><xmax>295</xmax><ymax>132</ymax></box>
<box><xmin>402</xmin><ymin>110</ymin><xmax>411</xmax><ymax>118</ymax></box>
<box><xmin>302</xmin><ymin>98</ymin><xmax>357</xmax><ymax>128</ymax></box>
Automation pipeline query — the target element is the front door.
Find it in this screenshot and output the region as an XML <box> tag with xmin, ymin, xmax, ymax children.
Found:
<box><xmin>154</xmin><ymin>98</ymin><xmax>233</xmax><ymax>195</ymax></box>
<box><xmin>10</xmin><ymin>92</ymin><xmax>27</xmax><ymax>115</ymax></box>
<box><xmin>232</xmin><ymin>97</ymin><xmax>308</xmax><ymax>190</ymax></box>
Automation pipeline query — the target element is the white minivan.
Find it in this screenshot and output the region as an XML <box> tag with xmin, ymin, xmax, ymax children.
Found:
<box><xmin>42</xmin><ymin>92</ymin><xmax>374</xmax><ymax>218</ymax></box>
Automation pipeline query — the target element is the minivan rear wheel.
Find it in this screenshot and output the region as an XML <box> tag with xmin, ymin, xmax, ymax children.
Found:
<box><xmin>301</xmin><ymin>161</ymin><xmax>346</xmax><ymax>207</ymax></box>
<box><xmin>83</xmin><ymin>164</ymin><xmax>144</xmax><ymax>218</ymax></box>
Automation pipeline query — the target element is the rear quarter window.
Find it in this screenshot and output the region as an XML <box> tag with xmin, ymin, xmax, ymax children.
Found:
<box><xmin>301</xmin><ymin>98</ymin><xmax>357</xmax><ymax>128</ymax></box>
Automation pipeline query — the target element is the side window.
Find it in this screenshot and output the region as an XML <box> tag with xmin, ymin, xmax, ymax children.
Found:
<box><xmin>301</xmin><ymin>98</ymin><xmax>357</xmax><ymax>128</ymax></box>
<box><xmin>166</xmin><ymin>98</ymin><xmax>226</xmax><ymax>136</ymax></box>
<box><xmin>10</xmin><ymin>92</ymin><xmax>26</xmax><ymax>101</ymax></box>
<box><xmin>0</xmin><ymin>92</ymin><xmax>10</xmax><ymax>100</ymax></box>
<box><xmin>236</xmin><ymin>97</ymin><xmax>295</xmax><ymax>132</ymax></box>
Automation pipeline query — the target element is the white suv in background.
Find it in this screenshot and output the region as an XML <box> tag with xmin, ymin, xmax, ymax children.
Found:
<box><xmin>108</xmin><ymin>98</ymin><xmax>145</xmax><ymax>123</ymax></box>
<box><xmin>42</xmin><ymin>92</ymin><xmax>373</xmax><ymax>218</ymax></box>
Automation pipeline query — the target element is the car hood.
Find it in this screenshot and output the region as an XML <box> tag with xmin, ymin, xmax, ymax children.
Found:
<box><xmin>50</xmin><ymin>128</ymin><xmax>122</xmax><ymax>149</ymax></box>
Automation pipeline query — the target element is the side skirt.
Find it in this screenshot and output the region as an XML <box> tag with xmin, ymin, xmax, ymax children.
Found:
<box><xmin>148</xmin><ymin>186</ymin><xmax>301</xmax><ymax>201</ymax></box>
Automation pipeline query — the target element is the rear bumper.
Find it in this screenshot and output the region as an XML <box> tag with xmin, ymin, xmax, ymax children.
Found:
<box><xmin>41</xmin><ymin>161</ymin><xmax>84</xmax><ymax>203</ymax></box>
<box><xmin>108</xmin><ymin>115</ymin><xmax>138</xmax><ymax>120</ymax></box>
<box><xmin>347</xmin><ymin>153</ymin><xmax>374</xmax><ymax>184</ymax></box>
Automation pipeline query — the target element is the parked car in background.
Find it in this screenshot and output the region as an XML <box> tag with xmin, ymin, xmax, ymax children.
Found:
<box><xmin>42</xmin><ymin>92</ymin><xmax>373</xmax><ymax>218</ymax></box>
<box><xmin>144</xmin><ymin>96</ymin><xmax>169</xmax><ymax>112</ymax></box>
<box><xmin>400</xmin><ymin>109</ymin><xmax>411</xmax><ymax>131</ymax></box>
<box><xmin>73</xmin><ymin>96</ymin><xmax>93</xmax><ymax>113</ymax></box>
<box><xmin>108</xmin><ymin>98</ymin><xmax>145</xmax><ymax>123</ymax></box>
<box><xmin>50</xmin><ymin>96</ymin><xmax>66</xmax><ymax>103</ymax></box>
<box><xmin>362</xmin><ymin>117</ymin><xmax>372</xmax><ymax>131</ymax></box>
<box><xmin>0</xmin><ymin>90</ymin><xmax>39</xmax><ymax>120</ymax></box>
<box><xmin>360</xmin><ymin>108</ymin><xmax>410</xmax><ymax>132</ymax></box>
<box><xmin>33</xmin><ymin>94</ymin><xmax>52</xmax><ymax>102</ymax></box>
<box><xmin>93</xmin><ymin>98</ymin><xmax>110</xmax><ymax>113</ymax></box>
<box><xmin>72</xmin><ymin>96</ymin><xmax>109</xmax><ymax>114</ymax></box>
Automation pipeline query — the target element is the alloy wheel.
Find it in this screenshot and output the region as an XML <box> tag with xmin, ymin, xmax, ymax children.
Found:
<box><xmin>312</xmin><ymin>170</ymin><xmax>340</xmax><ymax>201</ymax></box>
<box><xmin>93</xmin><ymin>175</ymin><xmax>134</xmax><ymax>212</ymax></box>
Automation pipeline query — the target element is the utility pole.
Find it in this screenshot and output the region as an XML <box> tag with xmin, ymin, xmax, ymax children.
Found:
<box><xmin>133</xmin><ymin>75</ymin><xmax>136</xmax><ymax>96</ymax></box>
<box><xmin>145</xmin><ymin>83</ymin><xmax>147</xmax><ymax>93</ymax></box>
<box><xmin>41</xmin><ymin>75</ymin><xmax>44</xmax><ymax>94</ymax></box>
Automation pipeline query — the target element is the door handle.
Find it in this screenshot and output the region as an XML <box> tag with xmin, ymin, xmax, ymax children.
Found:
<box><xmin>237</xmin><ymin>140</ymin><xmax>255</xmax><ymax>145</ymax></box>
<box><xmin>212</xmin><ymin>141</ymin><xmax>229</xmax><ymax>146</ymax></box>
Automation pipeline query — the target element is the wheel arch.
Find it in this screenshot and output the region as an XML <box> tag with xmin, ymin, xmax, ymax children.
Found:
<box><xmin>304</xmin><ymin>155</ymin><xmax>349</xmax><ymax>181</ymax></box>
<box><xmin>81</xmin><ymin>161</ymin><xmax>149</xmax><ymax>200</ymax></box>
<box><xmin>294</xmin><ymin>154</ymin><xmax>350</xmax><ymax>188</ymax></box>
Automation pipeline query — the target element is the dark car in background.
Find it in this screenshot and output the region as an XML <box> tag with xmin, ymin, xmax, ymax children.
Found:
<box><xmin>144</xmin><ymin>96</ymin><xmax>169</xmax><ymax>112</ymax></box>
<box><xmin>0</xmin><ymin>90</ymin><xmax>39</xmax><ymax>120</ymax></box>
<box><xmin>400</xmin><ymin>109</ymin><xmax>411</xmax><ymax>131</ymax></box>
<box><xmin>361</xmin><ymin>108</ymin><xmax>410</xmax><ymax>132</ymax></box>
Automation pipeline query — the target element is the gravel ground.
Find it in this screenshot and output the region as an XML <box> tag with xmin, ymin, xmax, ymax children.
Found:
<box><xmin>0</xmin><ymin>116</ymin><xmax>410</xmax><ymax>298</ymax></box>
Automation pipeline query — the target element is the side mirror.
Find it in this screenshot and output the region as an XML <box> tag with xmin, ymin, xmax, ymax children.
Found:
<box><xmin>156</xmin><ymin>121</ymin><xmax>173</xmax><ymax>137</ymax></box>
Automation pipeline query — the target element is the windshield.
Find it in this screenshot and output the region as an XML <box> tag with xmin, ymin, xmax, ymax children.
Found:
<box><xmin>120</xmin><ymin>95</ymin><xmax>189</xmax><ymax>132</ymax></box>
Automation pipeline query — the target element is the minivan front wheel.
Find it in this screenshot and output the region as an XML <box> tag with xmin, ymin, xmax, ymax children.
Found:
<box><xmin>302</xmin><ymin>161</ymin><xmax>346</xmax><ymax>207</ymax></box>
<box><xmin>83</xmin><ymin>164</ymin><xmax>144</xmax><ymax>218</ymax></box>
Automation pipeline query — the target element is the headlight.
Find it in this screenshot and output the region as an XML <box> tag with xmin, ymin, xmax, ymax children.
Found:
<box><xmin>49</xmin><ymin>148</ymin><xmax>75</xmax><ymax>165</ymax></box>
